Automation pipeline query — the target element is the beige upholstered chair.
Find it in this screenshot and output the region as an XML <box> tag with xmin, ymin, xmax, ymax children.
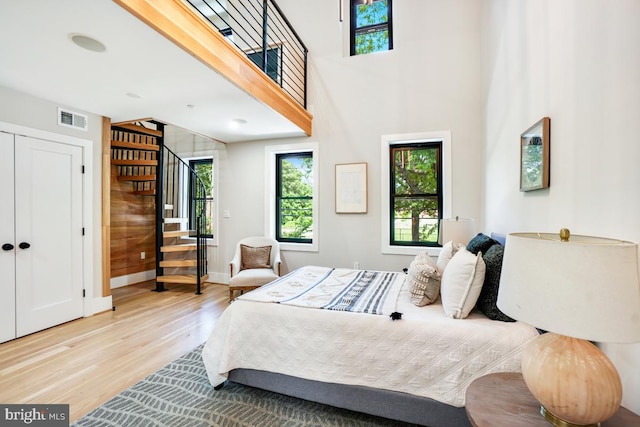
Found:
<box><xmin>229</xmin><ymin>236</ymin><xmax>281</xmax><ymax>301</ymax></box>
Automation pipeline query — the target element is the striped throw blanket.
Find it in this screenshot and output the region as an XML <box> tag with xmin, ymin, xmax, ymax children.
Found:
<box><xmin>237</xmin><ymin>265</ymin><xmax>405</xmax><ymax>315</ymax></box>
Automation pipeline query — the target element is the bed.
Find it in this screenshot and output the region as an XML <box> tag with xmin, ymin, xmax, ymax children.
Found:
<box><xmin>202</xmin><ymin>238</ymin><xmax>539</xmax><ymax>427</ymax></box>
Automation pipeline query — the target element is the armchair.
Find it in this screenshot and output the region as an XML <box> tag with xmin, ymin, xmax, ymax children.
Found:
<box><xmin>229</xmin><ymin>236</ymin><xmax>281</xmax><ymax>301</ymax></box>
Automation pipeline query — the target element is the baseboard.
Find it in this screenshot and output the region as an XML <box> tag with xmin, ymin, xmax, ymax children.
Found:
<box><xmin>89</xmin><ymin>295</ymin><xmax>113</xmax><ymax>315</ymax></box>
<box><xmin>206</xmin><ymin>271</ymin><xmax>229</xmax><ymax>285</ymax></box>
<box><xmin>110</xmin><ymin>270</ymin><xmax>156</xmax><ymax>289</ymax></box>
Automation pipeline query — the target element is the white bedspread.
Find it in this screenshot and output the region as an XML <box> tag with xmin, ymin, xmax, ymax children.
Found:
<box><xmin>202</xmin><ymin>267</ymin><xmax>538</xmax><ymax>407</ymax></box>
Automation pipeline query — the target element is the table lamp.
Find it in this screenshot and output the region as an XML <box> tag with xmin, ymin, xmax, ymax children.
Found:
<box><xmin>497</xmin><ymin>229</ymin><xmax>640</xmax><ymax>426</ymax></box>
<box><xmin>438</xmin><ymin>216</ymin><xmax>475</xmax><ymax>246</ymax></box>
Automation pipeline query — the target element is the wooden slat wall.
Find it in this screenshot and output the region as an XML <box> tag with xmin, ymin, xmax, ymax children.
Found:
<box><xmin>110</xmin><ymin>166</ymin><xmax>156</xmax><ymax>278</ymax></box>
<box><xmin>109</xmin><ymin>126</ymin><xmax>159</xmax><ymax>279</ymax></box>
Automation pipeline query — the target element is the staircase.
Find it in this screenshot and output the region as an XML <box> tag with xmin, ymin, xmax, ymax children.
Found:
<box><xmin>111</xmin><ymin>122</ymin><xmax>208</xmax><ymax>294</ymax></box>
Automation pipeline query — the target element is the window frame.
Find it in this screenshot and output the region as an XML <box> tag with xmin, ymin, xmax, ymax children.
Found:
<box><xmin>181</xmin><ymin>155</ymin><xmax>218</xmax><ymax>246</ymax></box>
<box><xmin>188</xmin><ymin>158</ymin><xmax>215</xmax><ymax>240</ymax></box>
<box><xmin>247</xmin><ymin>46</ymin><xmax>282</xmax><ymax>85</ymax></box>
<box><xmin>389</xmin><ymin>142</ymin><xmax>443</xmax><ymax>247</ymax></box>
<box><xmin>350</xmin><ymin>0</ymin><xmax>393</xmax><ymax>56</ymax></box>
<box><xmin>275</xmin><ymin>151</ymin><xmax>313</xmax><ymax>244</ymax></box>
<box><xmin>265</xmin><ymin>142</ymin><xmax>319</xmax><ymax>252</ymax></box>
<box><xmin>381</xmin><ymin>131</ymin><xmax>452</xmax><ymax>256</ymax></box>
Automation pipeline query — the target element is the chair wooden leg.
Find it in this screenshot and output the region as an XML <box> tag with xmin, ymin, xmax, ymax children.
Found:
<box><xmin>229</xmin><ymin>289</ymin><xmax>233</xmax><ymax>302</ymax></box>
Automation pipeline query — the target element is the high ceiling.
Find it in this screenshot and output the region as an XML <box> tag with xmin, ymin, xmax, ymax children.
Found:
<box><xmin>0</xmin><ymin>0</ymin><xmax>307</xmax><ymax>143</ymax></box>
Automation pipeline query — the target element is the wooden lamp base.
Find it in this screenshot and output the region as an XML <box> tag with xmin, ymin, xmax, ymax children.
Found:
<box><xmin>521</xmin><ymin>333</ymin><xmax>622</xmax><ymax>426</ymax></box>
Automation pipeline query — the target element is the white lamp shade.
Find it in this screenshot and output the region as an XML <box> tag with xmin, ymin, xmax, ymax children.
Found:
<box><xmin>439</xmin><ymin>217</ymin><xmax>475</xmax><ymax>246</ymax></box>
<box><xmin>497</xmin><ymin>232</ymin><xmax>640</xmax><ymax>343</ymax></box>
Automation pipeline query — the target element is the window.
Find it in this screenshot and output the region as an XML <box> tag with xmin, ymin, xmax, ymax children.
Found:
<box><xmin>188</xmin><ymin>158</ymin><xmax>214</xmax><ymax>239</ymax></box>
<box><xmin>381</xmin><ymin>131</ymin><xmax>452</xmax><ymax>256</ymax></box>
<box><xmin>248</xmin><ymin>47</ymin><xmax>281</xmax><ymax>84</ymax></box>
<box><xmin>390</xmin><ymin>143</ymin><xmax>442</xmax><ymax>246</ymax></box>
<box><xmin>276</xmin><ymin>152</ymin><xmax>313</xmax><ymax>243</ymax></box>
<box><xmin>265</xmin><ymin>143</ymin><xmax>319</xmax><ymax>252</ymax></box>
<box><xmin>350</xmin><ymin>0</ymin><xmax>393</xmax><ymax>56</ymax></box>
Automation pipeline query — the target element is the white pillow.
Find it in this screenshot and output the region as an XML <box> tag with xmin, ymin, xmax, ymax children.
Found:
<box><xmin>440</xmin><ymin>247</ymin><xmax>486</xmax><ymax>319</ymax></box>
<box><xmin>408</xmin><ymin>252</ymin><xmax>441</xmax><ymax>306</ymax></box>
<box><xmin>436</xmin><ymin>241</ymin><xmax>461</xmax><ymax>275</ymax></box>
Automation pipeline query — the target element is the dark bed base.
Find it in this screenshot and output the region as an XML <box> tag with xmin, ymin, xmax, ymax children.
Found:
<box><xmin>226</xmin><ymin>369</ymin><xmax>471</xmax><ymax>427</ymax></box>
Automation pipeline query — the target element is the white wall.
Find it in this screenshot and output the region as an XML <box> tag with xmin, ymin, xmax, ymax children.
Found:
<box><xmin>482</xmin><ymin>0</ymin><xmax>640</xmax><ymax>413</ymax></box>
<box><xmin>0</xmin><ymin>85</ymin><xmax>107</xmax><ymax>314</ymax></box>
<box><xmin>217</xmin><ymin>0</ymin><xmax>486</xmax><ymax>276</ymax></box>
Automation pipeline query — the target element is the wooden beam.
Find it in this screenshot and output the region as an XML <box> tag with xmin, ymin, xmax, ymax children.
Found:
<box><xmin>112</xmin><ymin>0</ymin><xmax>312</xmax><ymax>136</ymax></box>
<box><xmin>101</xmin><ymin>117</ymin><xmax>112</xmax><ymax>298</ymax></box>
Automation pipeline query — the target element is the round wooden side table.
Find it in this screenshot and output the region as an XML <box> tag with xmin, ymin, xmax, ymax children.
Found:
<box><xmin>465</xmin><ymin>372</ymin><xmax>640</xmax><ymax>427</ymax></box>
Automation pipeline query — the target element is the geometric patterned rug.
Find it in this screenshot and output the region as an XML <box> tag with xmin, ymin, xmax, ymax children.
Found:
<box><xmin>72</xmin><ymin>344</ymin><xmax>416</xmax><ymax>427</ymax></box>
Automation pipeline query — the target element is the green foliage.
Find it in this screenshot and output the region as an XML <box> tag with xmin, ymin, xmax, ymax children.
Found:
<box><xmin>279</xmin><ymin>156</ymin><xmax>313</xmax><ymax>239</ymax></box>
<box><xmin>192</xmin><ymin>161</ymin><xmax>214</xmax><ymax>236</ymax></box>
<box><xmin>521</xmin><ymin>143</ymin><xmax>543</xmax><ymax>189</ymax></box>
<box><xmin>354</xmin><ymin>0</ymin><xmax>390</xmax><ymax>55</ymax></box>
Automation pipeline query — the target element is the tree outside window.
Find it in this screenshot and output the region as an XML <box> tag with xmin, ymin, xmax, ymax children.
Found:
<box><xmin>390</xmin><ymin>143</ymin><xmax>442</xmax><ymax>246</ymax></box>
<box><xmin>276</xmin><ymin>152</ymin><xmax>313</xmax><ymax>243</ymax></box>
<box><xmin>350</xmin><ymin>0</ymin><xmax>393</xmax><ymax>56</ymax></box>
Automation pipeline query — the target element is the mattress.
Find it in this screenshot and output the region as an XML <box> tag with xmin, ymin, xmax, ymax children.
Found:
<box><xmin>202</xmin><ymin>266</ymin><xmax>538</xmax><ymax>407</ymax></box>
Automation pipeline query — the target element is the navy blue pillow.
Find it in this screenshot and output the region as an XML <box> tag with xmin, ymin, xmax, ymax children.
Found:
<box><xmin>476</xmin><ymin>244</ymin><xmax>515</xmax><ymax>322</ymax></box>
<box><xmin>466</xmin><ymin>233</ymin><xmax>499</xmax><ymax>255</ymax></box>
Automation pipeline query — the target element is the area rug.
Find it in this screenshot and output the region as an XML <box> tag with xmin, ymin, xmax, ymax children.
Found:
<box><xmin>72</xmin><ymin>344</ymin><xmax>416</xmax><ymax>427</ymax></box>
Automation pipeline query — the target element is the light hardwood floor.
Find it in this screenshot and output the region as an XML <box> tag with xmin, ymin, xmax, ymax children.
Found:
<box><xmin>0</xmin><ymin>280</ymin><xmax>229</xmax><ymax>422</ymax></box>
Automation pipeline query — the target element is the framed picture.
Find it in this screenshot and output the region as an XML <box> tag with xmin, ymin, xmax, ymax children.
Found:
<box><xmin>335</xmin><ymin>162</ymin><xmax>368</xmax><ymax>213</ymax></box>
<box><xmin>520</xmin><ymin>117</ymin><xmax>550</xmax><ymax>191</ymax></box>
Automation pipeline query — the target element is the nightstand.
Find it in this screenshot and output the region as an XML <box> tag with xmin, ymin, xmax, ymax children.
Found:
<box><xmin>465</xmin><ymin>372</ymin><xmax>640</xmax><ymax>427</ymax></box>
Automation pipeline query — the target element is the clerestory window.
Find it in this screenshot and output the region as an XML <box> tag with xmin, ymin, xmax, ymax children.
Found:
<box><xmin>350</xmin><ymin>0</ymin><xmax>393</xmax><ymax>56</ymax></box>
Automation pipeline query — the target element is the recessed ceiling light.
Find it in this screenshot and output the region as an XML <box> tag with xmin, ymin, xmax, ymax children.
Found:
<box><xmin>70</xmin><ymin>33</ymin><xmax>106</xmax><ymax>53</ymax></box>
<box><xmin>229</xmin><ymin>118</ymin><xmax>248</xmax><ymax>129</ymax></box>
<box><xmin>126</xmin><ymin>92</ymin><xmax>141</xmax><ymax>99</ymax></box>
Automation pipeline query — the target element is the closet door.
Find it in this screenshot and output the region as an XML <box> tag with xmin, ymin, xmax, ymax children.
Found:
<box><xmin>0</xmin><ymin>132</ymin><xmax>16</xmax><ymax>343</ymax></box>
<box><xmin>14</xmin><ymin>135</ymin><xmax>84</xmax><ymax>337</ymax></box>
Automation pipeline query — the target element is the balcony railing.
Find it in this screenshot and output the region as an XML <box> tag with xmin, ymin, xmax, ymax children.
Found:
<box><xmin>188</xmin><ymin>0</ymin><xmax>308</xmax><ymax>109</ymax></box>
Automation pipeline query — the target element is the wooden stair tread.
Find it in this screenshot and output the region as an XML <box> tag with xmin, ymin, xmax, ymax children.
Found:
<box><xmin>117</xmin><ymin>174</ymin><xmax>156</xmax><ymax>182</ymax></box>
<box><xmin>112</xmin><ymin>123</ymin><xmax>163</xmax><ymax>137</ymax></box>
<box><xmin>131</xmin><ymin>189</ymin><xmax>156</xmax><ymax>196</ymax></box>
<box><xmin>165</xmin><ymin>217</ymin><xmax>188</xmax><ymax>224</ymax></box>
<box><xmin>161</xmin><ymin>244</ymin><xmax>197</xmax><ymax>252</ymax></box>
<box><xmin>111</xmin><ymin>140</ymin><xmax>160</xmax><ymax>151</ymax></box>
<box><xmin>111</xmin><ymin>159</ymin><xmax>158</xmax><ymax>166</ymax></box>
<box><xmin>163</xmin><ymin>230</ymin><xmax>193</xmax><ymax>238</ymax></box>
<box><xmin>160</xmin><ymin>260</ymin><xmax>197</xmax><ymax>267</ymax></box>
<box><xmin>156</xmin><ymin>274</ymin><xmax>208</xmax><ymax>284</ymax></box>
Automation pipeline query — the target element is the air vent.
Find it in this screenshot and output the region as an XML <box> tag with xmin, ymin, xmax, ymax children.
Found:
<box><xmin>58</xmin><ymin>108</ymin><xmax>88</xmax><ymax>131</ymax></box>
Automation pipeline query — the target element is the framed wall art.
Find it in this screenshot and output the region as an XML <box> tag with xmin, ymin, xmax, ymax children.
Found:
<box><xmin>520</xmin><ymin>117</ymin><xmax>550</xmax><ymax>191</ymax></box>
<box><xmin>335</xmin><ymin>162</ymin><xmax>367</xmax><ymax>213</ymax></box>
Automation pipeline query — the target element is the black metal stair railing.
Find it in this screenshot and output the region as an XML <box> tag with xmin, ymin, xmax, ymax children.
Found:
<box><xmin>187</xmin><ymin>0</ymin><xmax>308</xmax><ymax>109</ymax></box>
<box><xmin>155</xmin><ymin>142</ymin><xmax>208</xmax><ymax>295</ymax></box>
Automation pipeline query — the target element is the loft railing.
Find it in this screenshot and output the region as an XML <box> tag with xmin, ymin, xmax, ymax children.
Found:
<box><xmin>187</xmin><ymin>0</ymin><xmax>308</xmax><ymax>109</ymax></box>
<box><xmin>156</xmin><ymin>144</ymin><xmax>208</xmax><ymax>295</ymax></box>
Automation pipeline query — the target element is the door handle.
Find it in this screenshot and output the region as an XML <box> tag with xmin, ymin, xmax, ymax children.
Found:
<box><xmin>18</xmin><ymin>242</ymin><xmax>30</xmax><ymax>249</ymax></box>
<box><xmin>2</xmin><ymin>243</ymin><xmax>13</xmax><ymax>251</ymax></box>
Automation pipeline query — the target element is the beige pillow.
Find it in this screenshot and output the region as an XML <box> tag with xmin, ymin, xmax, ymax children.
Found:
<box><xmin>240</xmin><ymin>244</ymin><xmax>272</xmax><ymax>270</ymax></box>
<box><xmin>440</xmin><ymin>247</ymin><xmax>486</xmax><ymax>319</ymax></box>
<box><xmin>408</xmin><ymin>252</ymin><xmax>441</xmax><ymax>306</ymax></box>
<box><xmin>436</xmin><ymin>241</ymin><xmax>461</xmax><ymax>275</ymax></box>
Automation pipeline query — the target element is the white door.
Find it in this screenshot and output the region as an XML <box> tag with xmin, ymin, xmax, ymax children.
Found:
<box><xmin>0</xmin><ymin>132</ymin><xmax>16</xmax><ymax>343</ymax></box>
<box><xmin>14</xmin><ymin>135</ymin><xmax>84</xmax><ymax>337</ymax></box>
